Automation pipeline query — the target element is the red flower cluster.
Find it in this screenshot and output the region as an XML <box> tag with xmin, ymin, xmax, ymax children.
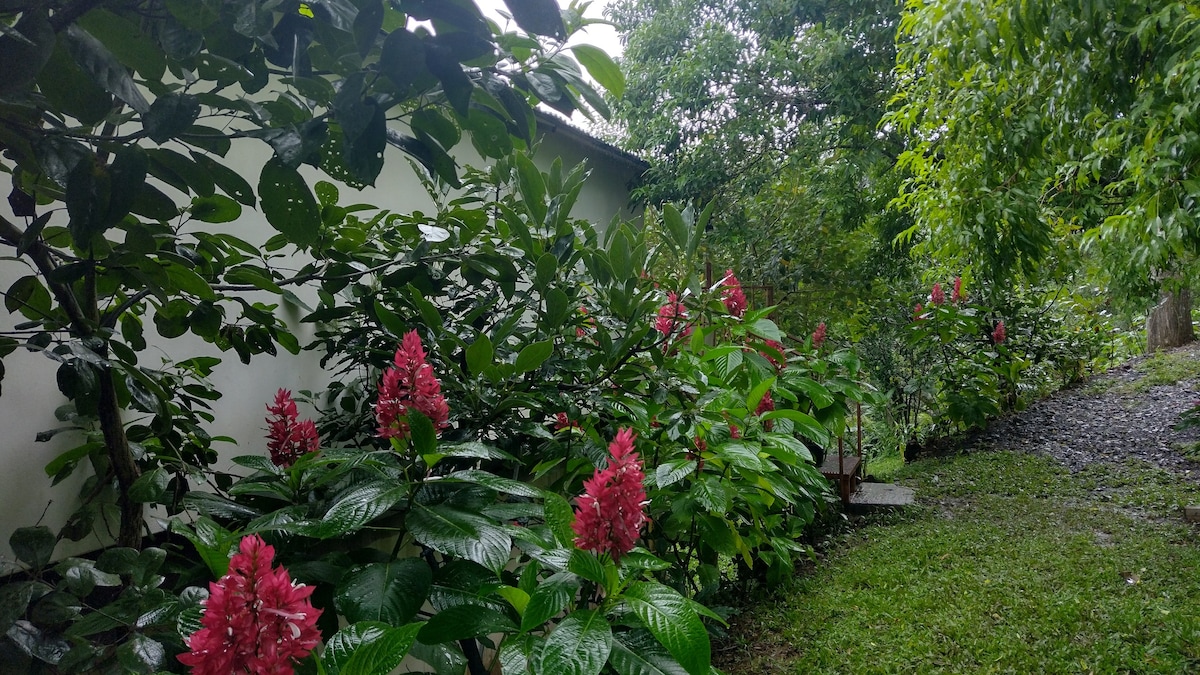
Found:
<box><xmin>812</xmin><ymin>322</ymin><xmax>827</xmax><ymax>349</ymax></box>
<box><xmin>992</xmin><ymin>321</ymin><xmax>1007</xmax><ymax>345</ymax></box>
<box><xmin>930</xmin><ymin>282</ymin><xmax>946</xmax><ymax>306</ymax></box>
<box><xmin>178</xmin><ymin>535</ymin><xmax>321</xmax><ymax>675</ymax></box>
<box><xmin>721</xmin><ymin>269</ymin><xmax>748</xmax><ymax>318</ymax></box>
<box><xmin>913</xmin><ymin>303</ymin><xmax>925</xmax><ymax>320</ymax></box>
<box><xmin>554</xmin><ymin>412</ymin><xmax>580</xmax><ymax>431</ymax></box>
<box><xmin>756</xmin><ymin>390</ymin><xmax>775</xmax><ymax>431</ymax></box>
<box><xmin>729</xmin><ymin>424</ymin><xmax>741</xmax><ymax>439</ymax></box>
<box><xmin>654</xmin><ymin>292</ymin><xmax>693</xmax><ymax>339</ymax></box>
<box><xmin>265</xmin><ymin>389</ymin><xmax>319</xmax><ymax>467</ymax></box>
<box><xmin>572</xmin><ymin>428</ymin><xmax>648</xmax><ymax>562</ymax></box>
<box><xmin>376</xmin><ymin>330</ymin><xmax>450</xmax><ymax>440</ymax></box>
<box><xmin>951</xmin><ymin>276</ymin><xmax>965</xmax><ymax>303</ymax></box>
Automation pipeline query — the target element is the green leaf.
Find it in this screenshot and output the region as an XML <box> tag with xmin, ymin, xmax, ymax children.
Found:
<box><xmin>571</xmin><ymin>45</ymin><xmax>624</xmax><ymax>98</ymax></box>
<box><xmin>543</xmin><ymin>492</ymin><xmax>575</xmax><ymax>546</ymax></box>
<box><xmin>341</xmin><ymin>623</ymin><xmax>423</xmax><ymax>675</ymax></box>
<box><xmin>748</xmin><ymin>318</ymin><xmax>783</xmax><ymax>341</ymax></box>
<box><xmin>514</xmin><ymin>340</ymin><xmax>553</xmax><ymax>373</ymax></box>
<box><xmin>502</xmin><ymin>0</ymin><xmax>566</xmax><ymax>40</ymax></box>
<box><xmin>191</xmin><ymin>152</ymin><xmax>256</xmax><ymax>206</ymax></box>
<box><xmin>259</xmin><ymin>158</ymin><xmax>321</xmax><ymax>246</ymax></box>
<box><xmin>379</xmin><ymin>29</ymin><xmax>431</xmax><ymax>96</ymax></box>
<box><xmin>65</xmin><ymin>25</ymin><xmax>150</xmax><ymax>113</ymax></box>
<box><xmin>171</xmin><ymin>518</ymin><xmax>237</xmax><ymax>578</ymax></box>
<box><xmin>128</xmin><ymin>467</ymin><xmax>168</xmax><ymax>503</ymax></box>
<box><xmin>10</xmin><ymin>526</ymin><xmax>56</xmax><ymax>569</ymax></box>
<box><xmin>417</xmin><ymin>604</ymin><xmax>518</xmax><ymax>644</ymax></box>
<box><xmin>621</xmin><ymin>582</ymin><xmax>710</xmax><ymax>675</ymax></box>
<box><xmin>466</xmin><ymin>333</ymin><xmax>494</xmax><ymax>376</ymax></box>
<box><xmin>44</xmin><ymin>442</ymin><xmax>102</xmax><ymax>481</ymax></box>
<box><xmin>77</xmin><ymin>8</ymin><xmax>165</xmax><ymax>81</ymax></box>
<box><xmin>408</xmin><ymin>411</ymin><xmax>437</xmax><ymax>456</ymax></box>
<box><xmin>0</xmin><ymin>581</ymin><xmax>42</xmax><ymax>634</ymax></box>
<box><xmin>746</xmin><ymin>376</ymin><xmax>776</xmax><ymax>413</ymax></box>
<box><xmin>521</xmin><ymin>572</ymin><xmax>576</xmax><ymax>632</ymax></box>
<box><xmin>324</xmin><ymin>622</ymin><xmax>389</xmax><ymax>675</ymax></box>
<box><xmin>609</xmin><ymin>633</ymin><xmax>689</xmax><ymax>675</ymax></box>
<box><xmin>407</xmin><ymin>504</ymin><xmax>512</xmax><ymax>575</ymax></box>
<box><xmin>306</xmin><ymin>482</ymin><xmax>409</xmax><ymax>539</ymax></box>
<box><xmin>536</xmin><ymin>609</ymin><xmax>612</xmax><ymax>675</ymax></box>
<box><xmin>515</xmin><ymin>153</ymin><xmax>547</xmax><ymax>223</ymax></box>
<box><xmin>445</xmin><ymin>469</ymin><xmax>542</xmax><ymax>498</ymax></box>
<box><xmin>116</xmin><ymin>634</ymin><xmax>164</xmax><ymax>674</ymax></box>
<box><xmin>0</xmin><ymin>8</ymin><xmax>54</xmax><ymax>97</ymax></box>
<box><xmin>567</xmin><ymin>549</ymin><xmax>606</xmax><ymax>585</ymax></box>
<box><xmin>760</xmin><ymin>409</ymin><xmax>830</xmax><ymax>445</ymax></box>
<box><xmin>608</xmin><ymin>228</ymin><xmax>632</xmax><ymax>279</ymax></box>
<box><xmin>189</xmin><ymin>194</ymin><xmax>242</xmax><ymax>223</ymax></box>
<box><xmin>183</xmin><ymin>491</ymin><xmax>261</xmax><ymax>520</ymax></box>
<box><xmin>144</xmin><ymin>93</ymin><xmax>201</xmax><ymax>143</ymax></box>
<box><xmin>411</xmin><ymin>108</ymin><xmax>461</xmax><ymax>150</ymax></box>
<box><xmin>335</xmin><ymin>560</ymin><xmax>432</xmax><ymax>625</ymax></box>
<box><xmin>662</xmin><ymin>204</ymin><xmax>689</xmax><ymax>252</ymax></box>
<box><xmin>5</xmin><ymin>276</ymin><xmax>52</xmax><ymax>321</ymax></box>
<box><xmin>352</xmin><ymin>0</ymin><xmax>385</xmax><ymax>58</ymax></box>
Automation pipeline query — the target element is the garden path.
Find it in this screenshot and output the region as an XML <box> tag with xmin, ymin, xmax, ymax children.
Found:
<box><xmin>964</xmin><ymin>343</ymin><xmax>1200</xmax><ymax>477</ymax></box>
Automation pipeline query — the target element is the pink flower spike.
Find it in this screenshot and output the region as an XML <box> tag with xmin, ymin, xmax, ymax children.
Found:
<box><xmin>266</xmin><ymin>389</ymin><xmax>319</xmax><ymax>467</ymax></box>
<box><xmin>730</xmin><ymin>424</ymin><xmax>741</xmax><ymax>439</ymax></box>
<box><xmin>913</xmin><ymin>303</ymin><xmax>925</xmax><ymax>321</ymax></box>
<box><xmin>721</xmin><ymin>270</ymin><xmax>748</xmax><ymax>318</ymax></box>
<box><xmin>376</xmin><ymin>330</ymin><xmax>450</xmax><ymax>441</ymax></box>
<box><xmin>992</xmin><ymin>321</ymin><xmax>1007</xmax><ymax>345</ymax></box>
<box><xmin>654</xmin><ymin>292</ymin><xmax>693</xmax><ymax>340</ymax></box>
<box><xmin>756</xmin><ymin>390</ymin><xmax>775</xmax><ymax>432</ymax></box>
<box><xmin>572</xmin><ymin>428</ymin><xmax>648</xmax><ymax>562</ymax></box>
<box><xmin>951</xmin><ymin>276</ymin><xmax>964</xmax><ymax>303</ymax></box>
<box><xmin>930</xmin><ymin>282</ymin><xmax>946</xmax><ymax>306</ymax></box>
<box><xmin>812</xmin><ymin>322</ymin><xmax>827</xmax><ymax>349</ymax></box>
<box><xmin>178</xmin><ymin>534</ymin><xmax>322</xmax><ymax>675</ymax></box>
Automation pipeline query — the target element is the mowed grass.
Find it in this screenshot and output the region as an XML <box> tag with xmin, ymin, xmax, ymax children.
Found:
<box><xmin>717</xmin><ymin>451</ymin><xmax>1200</xmax><ymax>674</ymax></box>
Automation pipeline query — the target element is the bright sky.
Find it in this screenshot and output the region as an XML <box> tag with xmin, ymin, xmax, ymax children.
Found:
<box><xmin>475</xmin><ymin>0</ymin><xmax>624</xmax><ymax>59</ymax></box>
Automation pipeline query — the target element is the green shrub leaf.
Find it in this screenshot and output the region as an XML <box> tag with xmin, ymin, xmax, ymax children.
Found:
<box><xmin>535</xmin><ymin>609</ymin><xmax>612</xmax><ymax>675</ymax></box>
<box><xmin>621</xmin><ymin>582</ymin><xmax>710</xmax><ymax>675</ymax></box>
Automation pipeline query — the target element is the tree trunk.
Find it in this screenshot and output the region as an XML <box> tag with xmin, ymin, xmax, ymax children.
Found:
<box><xmin>1146</xmin><ymin>286</ymin><xmax>1195</xmax><ymax>353</ymax></box>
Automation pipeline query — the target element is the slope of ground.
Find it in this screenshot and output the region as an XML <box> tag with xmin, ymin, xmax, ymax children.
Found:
<box><xmin>715</xmin><ymin>346</ymin><xmax>1200</xmax><ymax>674</ymax></box>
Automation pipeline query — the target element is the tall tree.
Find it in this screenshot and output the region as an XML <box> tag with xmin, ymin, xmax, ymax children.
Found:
<box><xmin>606</xmin><ymin>0</ymin><xmax>911</xmax><ymax>328</ymax></box>
<box><xmin>891</xmin><ymin>0</ymin><xmax>1200</xmax><ymax>349</ymax></box>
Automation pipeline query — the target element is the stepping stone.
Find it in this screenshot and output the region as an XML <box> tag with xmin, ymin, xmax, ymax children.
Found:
<box><xmin>848</xmin><ymin>482</ymin><xmax>915</xmax><ymax>513</ymax></box>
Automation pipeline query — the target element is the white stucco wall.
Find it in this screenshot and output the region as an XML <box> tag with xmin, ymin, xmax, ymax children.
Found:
<box><xmin>0</xmin><ymin>121</ymin><xmax>644</xmax><ymax>564</ymax></box>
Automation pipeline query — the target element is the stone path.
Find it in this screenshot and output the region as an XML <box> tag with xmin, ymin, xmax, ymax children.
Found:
<box><xmin>965</xmin><ymin>343</ymin><xmax>1200</xmax><ymax>477</ymax></box>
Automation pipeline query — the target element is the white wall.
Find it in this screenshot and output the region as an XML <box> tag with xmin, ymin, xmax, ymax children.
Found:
<box><xmin>0</xmin><ymin>121</ymin><xmax>644</xmax><ymax>564</ymax></box>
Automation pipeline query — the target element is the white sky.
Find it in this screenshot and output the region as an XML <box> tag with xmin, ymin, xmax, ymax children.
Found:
<box><xmin>475</xmin><ymin>0</ymin><xmax>624</xmax><ymax>59</ymax></box>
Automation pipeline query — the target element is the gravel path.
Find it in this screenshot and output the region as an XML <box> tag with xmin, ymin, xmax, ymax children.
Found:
<box><xmin>966</xmin><ymin>344</ymin><xmax>1200</xmax><ymax>477</ymax></box>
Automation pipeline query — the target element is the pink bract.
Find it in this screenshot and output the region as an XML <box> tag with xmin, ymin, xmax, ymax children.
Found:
<box><xmin>721</xmin><ymin>269</ymin><xmax>748</xmax><ymax>318</ymax></box>
<box><xmin>178</xmin><ymin>535</ymin><xmax>321</xmax><ymax>675</ymax></box>
<box><xmin>266</xmin><ymin>389</ymin><xmax>319</xmax><ymax>468</ymax></box>
<box><xmin>572</xmin><ymin>428</ymin><xmax>648</xmax><ymax>562</ymax></box>
<box><xmin>376</xmin><ymin>330</ymin><xmax>450</xmax><ymax>440</ymax></box>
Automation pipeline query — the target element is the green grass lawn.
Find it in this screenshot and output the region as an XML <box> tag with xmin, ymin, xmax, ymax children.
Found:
<box><xmin>717</xmin><ymin>451</ymin><xmax>1200</xmax><ymax>674</ymax></box>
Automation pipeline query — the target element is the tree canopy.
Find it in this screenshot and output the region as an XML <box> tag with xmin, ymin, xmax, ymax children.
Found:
<box><xmin>607</xmin><ymin>0</ymin><xmax>910</xmax><ymax>326</ymax></box>
<box><xmin>891</xmin><ymin>0</ymin><xmax>1200</xmax><ymax>300</ymax></box>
